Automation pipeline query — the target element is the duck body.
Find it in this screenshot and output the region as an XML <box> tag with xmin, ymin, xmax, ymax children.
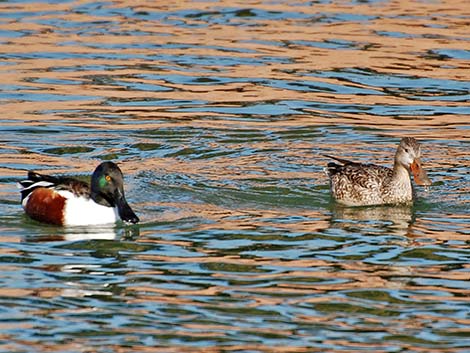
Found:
<box><xmin>325</xmin><ymin>137</ymin><xmax>431</xmax><ymax>207</ymax></box>
<box><xmin>325</xmin><ymin>157</ymin><xmax>413</xmax><ymax>206</ymax></box>
<box><xmin>18</xmin><ymin>162</ymin><xmax>139</xmax><ymax>226</ymax></box>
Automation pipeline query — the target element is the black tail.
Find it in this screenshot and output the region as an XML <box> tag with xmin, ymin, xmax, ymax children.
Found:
<box><xmin>323</xmin><ymin>154</ymin><xmax>356</xmax><ymax>177</ymax></box>
<box><xmin>325</xmin><ymin>162</ymin><xmax>342</xmax><ymax>177</ymax></box>
<box><xmin>322</xmin><ymin>154</ymin><xmax>354</xmax><ymax>165</ymax></box>
<box><xmin>18</xmin><ymin>171</ymin><xmax>58</xmax><ymax>202</ymax></box>
<box><xmin>26</xmin><ymin>171</ymin><xmax>61</xmax><ymax>184</ymax></box>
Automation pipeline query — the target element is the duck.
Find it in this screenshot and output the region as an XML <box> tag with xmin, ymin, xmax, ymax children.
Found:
<box><xmin>324</xmin><ymin>137</ymin><xmax>431</xmax><ymax>206</ymax></box>
<box><xmin>18</xmin><ymin>161</ymin><xmax>139</xmax><ymax>226</ymax></box>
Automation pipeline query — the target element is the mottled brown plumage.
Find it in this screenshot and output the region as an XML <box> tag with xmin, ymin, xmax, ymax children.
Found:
<box><xmin>325</xmin><ymin>137</ymin><xmax>431</xmax><ymax>206</ymax></box>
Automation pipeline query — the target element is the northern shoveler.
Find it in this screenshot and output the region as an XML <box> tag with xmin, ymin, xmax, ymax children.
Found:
<box><xmin>18</xmin><ymin>161</ymin><xmax>139</xmax><ymax>226</ymax></box>
<box><xmin>324</xmin><ymin>137</ymin><xmax>431</xmax><ymax>206</ymax></box>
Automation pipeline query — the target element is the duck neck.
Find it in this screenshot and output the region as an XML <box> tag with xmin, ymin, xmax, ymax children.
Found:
<box><xmin>90</xmin><ymin>189</ymin><xmax>114</xmax><ymax>208</ymax></box>
<box><xmin>391</xmin><ymin>159</ymin><xmax>413</xmax><ymax>192</ymax></box>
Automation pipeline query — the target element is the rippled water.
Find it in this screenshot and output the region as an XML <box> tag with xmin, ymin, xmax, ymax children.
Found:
<box><xmin>1</xmin><ymin>1</ymin><xmax>469</xmax><ymax>352</ymax></box>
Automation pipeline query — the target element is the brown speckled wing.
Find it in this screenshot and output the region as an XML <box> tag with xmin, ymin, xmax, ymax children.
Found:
<box><xmin>327</xmin><ymin>160</ymin><xmax>394</xmax><ymax>205</ymax></box>
<box><xmin>53</xmin><ymin>177</ymin><xmax>91</xmax><ymax>198</ymax></box>
<box><xmin>340</xmin><ymin>163</ymin><xmax>393</xmax><ymax>188</ymax></box>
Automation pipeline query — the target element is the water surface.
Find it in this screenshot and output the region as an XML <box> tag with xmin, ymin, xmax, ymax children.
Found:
<box><xmin>0</xmin><ymin>1</ymin><xmax>469</xmax><ymax>352</ymax></box>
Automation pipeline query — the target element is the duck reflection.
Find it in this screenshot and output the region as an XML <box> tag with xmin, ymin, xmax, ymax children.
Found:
<box><xmin>329</xmin><ymin>204</ymin><xmax>415</xmax><ymax>237</ymax></box>
<box><xmin>24</xmin><ymin>224</ymin><xmax>140</xmax><ymax>242</ymax></box>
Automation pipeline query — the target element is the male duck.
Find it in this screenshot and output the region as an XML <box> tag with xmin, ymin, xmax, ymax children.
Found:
<box><xmin>18</xmin><ymin>161</ymin><xmax>139</xmax><ymax>226</ymax></box>
<box><xmin>324</xmin><ymin>137</ymin><xmax>431</xmax><ymax>206</ymax></box>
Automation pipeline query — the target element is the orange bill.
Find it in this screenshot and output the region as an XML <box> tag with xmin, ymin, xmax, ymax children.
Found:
<box><xmin>410</xmin><ymin>158</ymin><xmax>432</xmax><ymax>186</ymax></box>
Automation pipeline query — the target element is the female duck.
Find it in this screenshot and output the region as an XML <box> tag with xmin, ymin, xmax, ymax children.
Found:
<box><xmin>325</xmin><ymin>137</ymin><xmax>431</xmax><ymax>206</ymax></box>
<box><xmin>18</xmin><ymin>161</ymin><xmax>139</xmax><ymax>226</ymax></box>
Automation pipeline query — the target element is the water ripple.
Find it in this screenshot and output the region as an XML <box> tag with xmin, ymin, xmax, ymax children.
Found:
<box><xmin>0</xmin><ymin>0</ymin><xmax>469</xmax><ymax>352</ymax></box>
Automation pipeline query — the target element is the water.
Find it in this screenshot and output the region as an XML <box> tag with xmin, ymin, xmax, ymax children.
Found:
<box><xmin>1</xmin><ymin>0</ymin><xmax>469</xmax><ymax>352</ymax></box>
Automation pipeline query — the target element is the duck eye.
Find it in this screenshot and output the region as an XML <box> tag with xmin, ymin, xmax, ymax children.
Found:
<box><xmin>99</xmin><ymin>175</ymin><xmax>110</xmax><ymax>188</ymax></box>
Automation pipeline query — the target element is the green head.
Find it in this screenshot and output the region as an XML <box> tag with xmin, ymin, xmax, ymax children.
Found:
<box><xmin>91</xmin><ymin>161</ymin><xmax>139</xmax><ymax>224</ymax></box>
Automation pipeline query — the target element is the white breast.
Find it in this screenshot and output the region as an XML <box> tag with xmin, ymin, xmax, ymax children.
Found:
<box><xmin>58</xmin><ymin>190</ymin><xmax>119</xmax><ymax>226</ymax></box>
